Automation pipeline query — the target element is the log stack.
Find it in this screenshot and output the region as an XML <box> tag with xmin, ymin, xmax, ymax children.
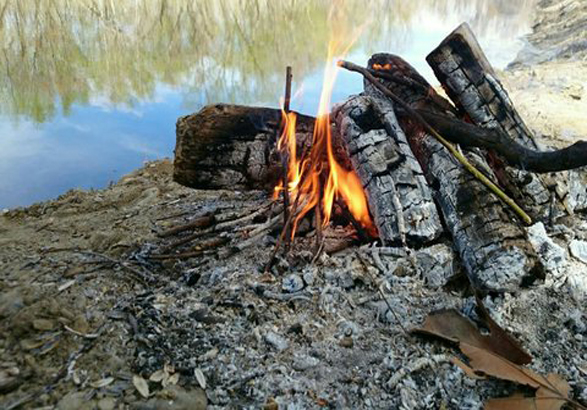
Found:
<box><xmin>172</xmin><ymin>24</ymin><xmax>587</xmax><ymax>292</ymax></box>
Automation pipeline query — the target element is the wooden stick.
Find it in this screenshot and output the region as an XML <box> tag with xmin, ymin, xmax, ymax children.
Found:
<box><xmin>158</xmin><ymin>213</ymin><xmax>216</xmax><ymax>237</ymax></box>
<box><xmin>338</xmin><ymin>60</ymin><xmax>532</xmax><ymax>225</ymax></box>
<box><xmin>282</xmin><ymin>66</ymin><xmax>293</xmax><ymax>249</ymax></box>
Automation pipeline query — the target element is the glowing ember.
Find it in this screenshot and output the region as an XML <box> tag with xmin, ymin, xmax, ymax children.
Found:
<box><xmin>274</xmin><ymin>11</ymin><xmax>377</xmax><ymax>239</ymax></box>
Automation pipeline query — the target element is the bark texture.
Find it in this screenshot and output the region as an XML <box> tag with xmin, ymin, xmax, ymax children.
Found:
<box><xmin>365</xmin><ymin>53</ymin><xmax>544</xmax><ymax>291</ymax></box>
<box><xmin>174</xmin><ymin>104</ymin><xmax>315</xmax><ymax>190</ymax></box>
<box><xmin>426</xmin><ymin>23</ymin><xmax>557</xmax><ymax>219</ymax></box>
<box><xmin>333</xmin><ymin>95</ymin><xmax>443</xmax><ymax>246</ymax></box>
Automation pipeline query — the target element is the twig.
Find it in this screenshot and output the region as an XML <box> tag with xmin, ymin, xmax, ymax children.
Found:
<box><xmin>338</xmin><ymin>60</ymin><xmax>532</xmax><ymax>225</ymax></box>
<box><xmin>161</xmin><ymin>203</ymin><xmax>276</xmax><ymax>251</ymax></box>
<box><xmin>158</xmin><ymin>213</ymin><xmax>216</xmax><ymax>237</ymax></box>
<box><xmin>75</xmin><ymin>251</ymin><xmax>155</xmax><ymax>284</ymax></box>
<box><xmin>282</xmin><ymin>66</ymin><xmax>293</xmax><ymax>250</ymax></box>
<box><xmin>150</xmin><ymin>236</ymin><xmax>231</xmax><ymax>260</ymax></box>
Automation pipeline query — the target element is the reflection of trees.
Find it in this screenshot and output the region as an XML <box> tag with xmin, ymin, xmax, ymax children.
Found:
<box><xmin>0</xmin><ymin>0</ymin><xmax>535</xmax><ymax>123</ymax></box>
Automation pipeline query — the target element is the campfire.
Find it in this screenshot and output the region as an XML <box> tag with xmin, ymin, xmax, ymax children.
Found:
<box><xmin>166</xmin><ymin>22</ymin><xmax>587</xmax><ymax>294</ymax></box>
<box><xmin>143</xmin><ymin>20</ymin><xmax>587</xmax><ymax>409</ymax></box>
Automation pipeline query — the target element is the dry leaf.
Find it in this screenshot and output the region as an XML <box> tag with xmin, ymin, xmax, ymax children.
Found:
<box><xmin>461</xmin><ymin>342</ymin><xmax>570</xmax><ymax>410</ymax></box>
<box><xmin>194</xmin><ymin>368</ymin><xmax>206</xmax><ymax>389</ymax></box>
<box><xmin>474</xmin><ymin>295</ymin><xmax>532</xmax><ymax>365</ymax></box>
<box><xmin>166</xmin><ymin>372</ymin><xmax>180</xmax><ymax>386</ymax></box>
<box><xmin>413</xmin><ymin>308</ymin><xmax>531</xmax><ymax>365</ymax></box>
<box><xmin>133</xmin><ymin>375</ymin><xmax>150</xmax><ymax>398</ymax></box>
<box><xmin>90</xmin><ymin>377</ymin><xmax>114</xmax><ymax>388</ymax></box>
<box><xmin>149</xmin><ymin>369</ymin><xmax>166</xmax><ymax>383</ymax></box>
<box><xmin>449</xmin><ymin>356</ymin><xmax>485</xmax><ymax>380</ymax></box>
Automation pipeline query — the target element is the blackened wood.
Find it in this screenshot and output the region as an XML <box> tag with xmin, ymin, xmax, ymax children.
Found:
<box><xmin>409</xmin><ymin>109</ymin><xmax>587</xmax><ymax>173</ymax></box>
<box><xmin>365</xmin><ymin>53</ymin><xmax>544</xmax><ymax>292</ymax></box>
<box><xmin>174</xmin><ymin>104</ymin><xmax>315</xmax><ymax>190</ymax></box>
<box><xmin>426</xmin><ymin>23</ymin><xmax>556</xmax><ymax>218</ymax></box>
<box><xmin>333</xmin><ymin>95</ymin><xmax>443</xmax><ymax>246</ymax></box>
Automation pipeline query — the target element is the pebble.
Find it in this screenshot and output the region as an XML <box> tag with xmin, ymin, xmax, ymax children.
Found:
<box><xmin>141</xmin><ymin>385</ymin><xmax>207</xmax><ymax>410</ymax></box>
<box><xmin>97</xmin><ymin>397</ymin><xmax>116</xmax><ymax>410</ymax></box>
<box><xmin>33</xmin><ymin>318</ymin><xmax>55</xmax><ymax>331</ymax></box>
<box><xmin>570</xmin><ymin>240</ymin><xmax>587</xmax><ymax>264</ymax></box>
<box><xmin>264</xmin><ymin>331</ymin><xmax>289</xmax><ymax>351</ymax></box>
<box><xmin>292</xmin><ymin>354</ymin><xmax>320</xmax><ymax>371</ymax></box>
<box><xmin>302</xmin><ymin>267</ymin><xmax>316</xmax><ymax>286</ymax></box>
<box><xmin>282</xmin><ymin>274</ymin><xmax>304</xmax><ymax>293</ymax></box>
<box><xmin>527</xmin><ymin>222</ymin><xmax>568</xmax><ymax>274</ymax></box>
<box><xmin>339</xmin><ymin>336</ymin><xmax>354</xmax><ymax>348</ymax></box>
<box><xmin>56</xmin><ymin>391</ymin><xmax>92</xmax><ymax>410</ymax></box>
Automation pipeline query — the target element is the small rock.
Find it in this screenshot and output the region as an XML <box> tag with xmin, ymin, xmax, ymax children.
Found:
<box><xmin>264</xmin><ymin>397</ymin><xmax>279</xmax><ymax>410</ymax></box>
<box><xmin>0</xmin><ymin>367</ymin><xmax>21</xmax><ymax>394</ymax></box>
<box><xmin>57</xmin><ymin>391</ymin><xmax>92</xmax><ymax>410</ymax></box>
<box><xmin>33</xmin><ymin>318</ymin><xmax>55</xmax><ymax>331</ymax></box>
<box><xmin>264</xmin><ymin>331</ymin><xmax>289</xmax><ymax>351</ymax></box>
<box><xmin>570</xmin><ymin>240</ymin><xmax>587</xmax><ymax>264</ymax></box>
<box><xmin>0</xmin><ymin>290</ymin><xmax>24</xmax><ymax>318</ymax></box>
<box><xmin>566</xmin><ymin>309</ymin><xmax>586</xmax><ymax>333</ymax></box>
<box><xmin>141</xmin><ymin>385</ymin><xmax>207</xmax><ymax>410</ymax></box>
<box><xmin>416</xmin><ymin>244</ymin><xmax>455</xmax><ymax>288</ymax></box>
<box><xmin>339</xmin><ymin>336</ymin><xmax>354</xmax><ymax>348</ymax></box>
<box><xmin>302</xmin><ymin>267</ymin><xmax>316</xmax><ymax>286</ymax></box>
<box><xmin>97</xmin><ymin>397</ymin><xmax>117</xmax><ymax>410</ymax></box>
<box><xmin>527</xmin><ymin>222</ymin><xmax>568</xmax><ymax>276</ymax></box>
<box><xmin>292</xmin><ymin>354</ymin><xmax>320</xmax><ymax>371</ymax></box>
<box><xmin>282</xmin><ymin>274</ymin><xmax>304</xmax><ymax>293</ymax></box>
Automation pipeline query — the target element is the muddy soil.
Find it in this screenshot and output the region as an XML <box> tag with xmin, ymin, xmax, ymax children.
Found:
<box><xmin>1</xmin><ymin>0</ymin><xmax>587</xmax><ymax>409</ymax></box>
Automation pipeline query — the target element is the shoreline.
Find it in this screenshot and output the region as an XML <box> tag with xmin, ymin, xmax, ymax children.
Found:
<box><xmin>2</xmin><ymin>1</ymin><xmax>587</xmax><ymax>408</ymax></box>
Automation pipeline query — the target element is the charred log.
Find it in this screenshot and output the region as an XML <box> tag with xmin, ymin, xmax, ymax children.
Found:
<box><xmin>174</xmin><ymin>104</ymin><xmax>315</xmax><ymax>190</ymax></box>
<box><xmin>426</xmin><ymin>23</ymin><xmax>568</xmax><ymax>218</ymax></box>
<box><xmin>407</xmin><ymin>109</ymin><xmax>587</xmax><ymax>173</ymax></box>
<box><xmin>333</xmin><ymin>95</ymin><xmax>443</xmax><ymax>246</ymax></box>
<box><xmin>363</xmin><ymin>53</ymin><xmax>544</xmax><ymax>292</ymax></box>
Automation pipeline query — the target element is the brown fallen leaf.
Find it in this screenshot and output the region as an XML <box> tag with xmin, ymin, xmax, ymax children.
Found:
<box><xmin>461</xmin><ymin>342</ymin><xmax>573</xmax><ymax>410</ymax></box>
<box><xmin>474</xmin><ymin>295</ymin><xmax>532</xmax><ymax>365</ymax></box>
<box><xmin>132</xmin><ymin>375</ymin><xmax>150</xmax><ymax>398</ymax></box>
<box><xmin>413</xmin><ymin>307</ymin><xmax>531</xmax><ymax>365</ymax></box>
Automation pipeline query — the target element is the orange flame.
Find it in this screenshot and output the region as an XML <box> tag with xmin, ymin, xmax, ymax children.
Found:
<box><xmin>274</xmin><ymin>6</ymin><xmax>376</xmax><ymax>239</ymax></box>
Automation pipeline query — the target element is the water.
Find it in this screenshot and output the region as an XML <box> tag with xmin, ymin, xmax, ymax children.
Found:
<box><xmin>0</xmin><ymin>0</ymin><xmax>536</xmax><ymax>209</ymax></box>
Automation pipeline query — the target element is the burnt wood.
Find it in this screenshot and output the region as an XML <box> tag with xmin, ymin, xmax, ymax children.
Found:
<box><xmin>174</xmin><ymin>104</ymin><xmax>315</xmax><ymax>190</ymax></box>
<box><xmin>426</xmin><ymin>23</ymin><xmax>560</xmax><ymax>218</ymax></box>
<box><xmin>409</xmin><ymin>109</ymin><xmax>587</xmax><ymax>173</ymax></box>
<box><xmin>333</xmin><ymin>95</ymin><xmax>443</xmax><ymax>246</ymax></box>
<box><xmin>364</xmin><ymin>53</ymin><xmax>544</xmax><ymax>292</ymax></box>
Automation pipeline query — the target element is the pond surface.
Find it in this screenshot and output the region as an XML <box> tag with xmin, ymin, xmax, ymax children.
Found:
<box><xmin>0</xmin><ymin>0</ymin><xmax>536</xmax><ymax>209</ymax></box>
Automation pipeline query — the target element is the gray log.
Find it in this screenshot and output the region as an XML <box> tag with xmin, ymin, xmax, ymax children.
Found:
<box><xmin>426</xmin><ymin>23</ymin><xmax>558</xmax><ymax>219</ymax></box>
<box><xmin>364</xmin><ymin>53</ymin><xmax>544</xmax><ymax>291</ymax></box>
<box><xmin>333</xmin><ymin>95</ymin><xmax>443</xmax><ymax>246</ymax></box>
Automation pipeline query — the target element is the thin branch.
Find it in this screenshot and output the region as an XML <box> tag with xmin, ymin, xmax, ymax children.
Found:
<box><xmin>338</xmin><ymin>60</ymin><xmax>532</xmax><ymax>225</ymax></box>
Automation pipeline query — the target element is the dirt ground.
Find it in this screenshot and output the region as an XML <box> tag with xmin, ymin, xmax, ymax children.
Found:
<box><xmin>1</xmin><ymin>0</ymin><xmax>587</xmax><ymax>409</ymax></box>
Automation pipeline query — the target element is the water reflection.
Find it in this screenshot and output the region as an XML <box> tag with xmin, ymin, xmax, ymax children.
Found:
<box><xmin>0</xmin><ymin>0</ymin><xmax>536</xmax><ymax>208</ymax></box>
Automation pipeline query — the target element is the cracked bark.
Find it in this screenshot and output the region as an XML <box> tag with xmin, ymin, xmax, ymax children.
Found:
<box><xmin>174</xmin><ymin>104</ymin><xmax>315</xmax><ymax>190</ymax></box>
<box><xmin>333</xmin><ymin>95</ymin><xmax>443</xmax><ymax>246</ymax></box>
<box><xmin>425</xmin><ymin>23</ymin><xmax>587</xmax><ymax>217</ymax></box>
<box><xmin>365</xmin><ymin>53</ymin><xmax>544</xmax><ymax>291</ymax></box>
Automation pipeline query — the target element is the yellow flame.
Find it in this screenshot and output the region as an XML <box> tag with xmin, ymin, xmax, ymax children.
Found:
<box><xmin>274</xmin><ymin>4</ymin><xmax>376</xmax><ymax>238</ymax></box>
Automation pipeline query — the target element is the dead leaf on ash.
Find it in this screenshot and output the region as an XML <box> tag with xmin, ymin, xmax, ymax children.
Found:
<box><xmin>133</xmin><ymin>375</ymin><xmax>150</xmax><ymax>398</ymax></box>
<box><xmin>413</xmin><ymin>299</ymin><xmax>576</xmax><ymax>410</ymax></box>
<box><xmin>89</xmin><ymin>376</ymin><xmax>114</xmax><ymax>389</ymax></box>
<box><xmin>412</xmin><ymin>298</ymin><xmax>531</xmax><ymax>365</ymax></box>
<box><xmin>194</xmin><ymin>368</ymin><xmax>207</xmax><ymax>389</ymax></box>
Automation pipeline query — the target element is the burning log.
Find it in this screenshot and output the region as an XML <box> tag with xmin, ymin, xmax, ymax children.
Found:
<box><xmin>333</xmin><ymin>95</ymin><xmax>443</xmax><ymax>246</ymax></box>
<box><xmin>360</xmin><ymin>53</ymin><xmax>544</xmax><ymax>291</ymax></box>
<box><xmin>173</xmin><ymin>104</ymin><xmax>315</xmax><ymax>190</ymax></box>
